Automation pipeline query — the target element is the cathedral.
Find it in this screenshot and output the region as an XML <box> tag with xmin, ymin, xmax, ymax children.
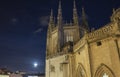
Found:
<box><xmin>45</xmin><ymin>0</ymin><xmax>120</xmax><ymax>77</ymax></box>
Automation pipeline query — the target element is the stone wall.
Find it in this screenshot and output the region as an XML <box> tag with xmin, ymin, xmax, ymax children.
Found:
<box><xmin>89</xmin><ymin>36</ymin><xmax>120</xmax><ymax>77</ymax></box>
<box><xmin>46</xmin><ymin>54</ymin><xmax>70</xmax><ymax>77</ymax></box>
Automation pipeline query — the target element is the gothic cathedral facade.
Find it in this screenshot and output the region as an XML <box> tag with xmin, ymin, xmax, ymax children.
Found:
<box><xmin>45</xmin><ymin>1</ymin><xmax>120</xmax><ymax>77</ymax></box>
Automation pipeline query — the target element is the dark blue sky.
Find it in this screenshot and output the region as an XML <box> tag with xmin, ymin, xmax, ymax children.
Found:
<box><xmin>0</xmin><ymin>0</ymin><xmax>119</xmax><ymax>73</ymax></box>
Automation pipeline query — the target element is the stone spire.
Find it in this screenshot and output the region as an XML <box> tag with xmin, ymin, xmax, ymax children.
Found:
<box><xmin>48</xmin><ymin>9</ymin><xmax>54</xmax><ymax>33</ymax></box>
<box><xmin>50</xmin><ymin>9</ymin><xmax>53</xmax><ymax>23</ymax></box>
<box><xmin>81</xmin><ymin>7</ymin><xmax>89</xmax><ymax>32</ymax></box>
<box><xmin>46</xmin><ymin>9</ymin><xmax>54</xmax><ymax>57</ymax></box>
<box><xmin>57</xmin><ymin>0</ymin><xmax>62</xmax><ymax>27</ymax></box>
<box><xmin>73</xmin><ymin>0</ymin><xmax>79</xmax><ymax>26</ymax></box>
<box><xmin>57</xmin><ymin>0</ymin><xmax>64</xmax><ymax>52</ymax></box>
<box><xmin>73</xmin><ymin>0</ymin><xmax>80</xmax><ymax>43</ymax></box>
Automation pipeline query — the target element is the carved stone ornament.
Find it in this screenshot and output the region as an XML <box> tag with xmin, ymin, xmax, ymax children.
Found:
<box><xmin>50</xmin><ymin>65</ymin><xmax>55</xmax><ymax>72</ymax></box>
<box><xmin>111</xmin><ymin>8</ymin><xmax>120</xmax><ymax>22</ymax></box>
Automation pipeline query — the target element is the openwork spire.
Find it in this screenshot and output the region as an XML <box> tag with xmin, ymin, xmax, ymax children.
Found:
<box><xmin>73</xmin><ymin>0</ymin><xmax>79</xmax><ymax>26</ymax></box>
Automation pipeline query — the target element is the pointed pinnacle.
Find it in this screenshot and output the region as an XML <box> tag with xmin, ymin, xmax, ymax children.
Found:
<box><xmin>113</xmin><ymin>8</ymin><xmax>115</xmax><ymax>14</ymax></box>
<box><xmin>82</xmin><ymin>7</ymin><xmax>85</xmax><ymax>16</ymax></box>
<box><xmin>57</xmin><ymin>0</ymin><xmax>62</xmax><ymax>17</ymax></box>
<box><xmin>49</xmin><ymin>9</ymin><xmax>54</xmax><ymax>24</ymax></box>
<box><xmin>73</xmin><ymin>0</ymin><xmax>76</xmax><ymax>9</ymax></box>
<box><xmin>50</xmin><ymin>9</ymin><xmax>53</xmax><ymax>17</ymax></box>
<box><xmin>59</xmin><ymin>0</ymin><xmax>61</xmax><ymax>10</ymax></box>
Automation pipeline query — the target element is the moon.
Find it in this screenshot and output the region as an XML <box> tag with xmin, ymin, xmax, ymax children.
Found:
<box><xmin>33</xmin><ymin>62</ymin><xmax>38</xmax><ymax>67</ymax></box>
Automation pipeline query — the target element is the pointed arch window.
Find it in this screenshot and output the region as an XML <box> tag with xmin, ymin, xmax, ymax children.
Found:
<box><xmin>76</xmin><ymin>63</ymin><xmax>87</xmax><ymax>77</ymax></box>
<box><xmin>94</xmin><ymin>64</ymin><xmax>115</xmax><ymax>77</ymax></box>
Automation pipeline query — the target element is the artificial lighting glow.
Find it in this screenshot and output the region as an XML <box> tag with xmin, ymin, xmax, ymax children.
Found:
<box><xmin>28</xmin><ymin>76</ymin><xmax>38</xmax><ymax>77</ymax></box>
<box><xmin>103</xmin><ymin>73</ymin><xmax>108</xmax><ymax>77</ymax></box>
<box><xmin>33</xmin><ymin>62</ymin><xmax>38</xmax><ymax>67</ymax></box>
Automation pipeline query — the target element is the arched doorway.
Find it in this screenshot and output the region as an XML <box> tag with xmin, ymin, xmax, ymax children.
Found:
<box><xmin>94</xmin><ymin>64</ymin><xmax>115</xmax><ymax>77</ymax></box>
<box><xmin>76</xmin><ymin>63</ymin><xmax>87</xmax><ymax>77</ymax></box>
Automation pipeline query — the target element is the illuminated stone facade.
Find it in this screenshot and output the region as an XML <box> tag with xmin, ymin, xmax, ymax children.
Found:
<box><xmin>0</xmin><ymin>75</ymin><xmax>9</xmax><ymax>77</ymax></box>
<box><xmin>45</xmin><ymin>1</ymin><xmax>120</xmax><ymax>77</ymax></box>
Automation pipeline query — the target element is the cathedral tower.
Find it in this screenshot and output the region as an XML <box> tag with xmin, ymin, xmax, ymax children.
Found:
<box><xmin>46</xmin><ymin>0</ymin><xmax>120</xmax><ymax>77</ymax></box>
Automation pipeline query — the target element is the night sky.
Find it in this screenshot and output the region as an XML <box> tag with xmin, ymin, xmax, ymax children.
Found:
<box><xmin>0</xmin><ymin>0</ymin><xmax>119</xmax><ymax>74</ymax></box>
